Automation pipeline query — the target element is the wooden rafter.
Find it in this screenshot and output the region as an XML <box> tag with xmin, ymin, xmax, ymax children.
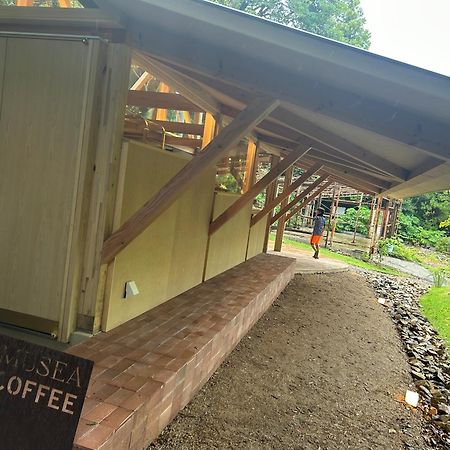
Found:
<box><xmin>251</xmin><ymin>162</ymin><xmax>323</xmax><ymax>226</ymax></box>
<box><xmin>209</xmin><ymin>147</ymin><xmax>308</xmax><ymax>236</ymax></box>
<box><xmin>101</xmin><ymin>96</ymin><xmax>279</xmax><ymax>263</ymax></box>
<box><xmin>151</xmin><ymin>120</ymin><xmax>204</xmax><ymax>135</ymax></box>
<box><xmin>126</xmin><ymin>91</ymin><xmax>202</xmax><ymax>112</ymax></box>
<box><xmin>270</xmin><ymin>175</ymin><xmax>329</xmax><ymax>225</ymax></box>
<box><xmin>133</xmin><ymin>52</ymin><xmax>220</xmax><ymax>115</ymax></box>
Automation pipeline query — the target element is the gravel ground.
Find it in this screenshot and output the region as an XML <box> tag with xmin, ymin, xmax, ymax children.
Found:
<box><xmin>151</xmin><ymin>271</ymin><xmax>431</xmax><ymax>450</ymax></box>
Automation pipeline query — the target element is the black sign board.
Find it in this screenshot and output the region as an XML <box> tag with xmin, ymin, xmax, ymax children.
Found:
<box><xmin>0</xmin><ymin>334</ymin><xmax>93</xmax><ymax>450</ymax></box>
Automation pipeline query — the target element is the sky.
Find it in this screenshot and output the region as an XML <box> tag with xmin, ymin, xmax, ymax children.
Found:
<box><xmin>360</xmin><ymin>0</ymin><xmax>450</xmax><ymax>77</ymax></box>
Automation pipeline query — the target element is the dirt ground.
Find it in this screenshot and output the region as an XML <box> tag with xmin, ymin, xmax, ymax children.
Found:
<box><xmin>151</xmin><ymin>272</ymin><xmax>431</xmax><ymax>450</ymax></box>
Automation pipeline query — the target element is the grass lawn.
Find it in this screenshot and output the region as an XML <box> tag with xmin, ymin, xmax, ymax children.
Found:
<box><xmin>421</xmin><ymin>287</ymin><xmax>450</xmax><ymax>349</ymax></box>
<box><xmin>270</xmin><ymin>235</ymin><xmax>403</xmax><ymax>276</ymax></box>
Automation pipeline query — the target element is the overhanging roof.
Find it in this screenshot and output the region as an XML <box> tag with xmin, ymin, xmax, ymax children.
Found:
<box><xmin>4</xmin><ymin>0</ymin><xmax>450</xmax><ymax>198</ymax></box>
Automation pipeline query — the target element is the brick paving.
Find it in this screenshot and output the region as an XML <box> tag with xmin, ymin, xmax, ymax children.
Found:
<box><xmin>68</xmin><ymin>253</ymin><xmax>296</xmax><ymax>449</ymax></box>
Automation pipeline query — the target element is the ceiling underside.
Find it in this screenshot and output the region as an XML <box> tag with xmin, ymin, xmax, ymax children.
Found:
<box><xmin>10</xmin><ymin>0</ymin><xmax>450</xmax><ymax>198</ymax></box>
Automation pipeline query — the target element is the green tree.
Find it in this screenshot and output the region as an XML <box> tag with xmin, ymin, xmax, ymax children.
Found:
<box><xmin>211</xmin><ymin>0</ymin><xmax>371</xmax><ymax>49</ymax></box>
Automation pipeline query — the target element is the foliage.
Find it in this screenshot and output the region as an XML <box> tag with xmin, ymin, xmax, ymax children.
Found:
<box><xmin>378</xmin><ymin>237</ymin><xmax>420</xmax><ymax>263</ymax></box>
<box><xmin>441</xmin><ymin>217</ymin><xmax>450</xmax><ymax>229</ymax></box>
<box><xmin>216</xmin><ymin>174</ymin><xmax>241</xmax><ymax>193</ymax></box>
<box><xmin>398</xmin><ymin>212</ymin><xmax>448</xmax><ymax>250</ymax></box>
<box><xmin>402</xmin><ymin>191</ymin><xmax>450</xmax><ymax>233</ymax></box>
<box><xmin>335</xmin><ymin>206</ymin><xmax>370</xmax><ymax>235</ymax></box>
<box><xmin>432</xmin><ymin>268</ymin><xmax>449</xmax><ymax>288</ymax></box>
<box><xmin>420</xmin><ymin>287</ymin><xmax>450</xmax><ymax>349</ymax></box>
<box><xmin>210</xmin><ymin>0</ymin><xmax>371</xmax><ymax>49</ymax></box>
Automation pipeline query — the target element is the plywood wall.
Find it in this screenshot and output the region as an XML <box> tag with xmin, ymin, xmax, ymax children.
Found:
<box><xmin>204</xmin><ymin>192</ymin><xmax>253</xmax><ymax>280</ymax></box>
<box><xmin>103</xmin><ymin>141</ymin><xmax>216</xmax><ymax>331</ymax></box>
<box><xmin>247</xmin><ymin>212</ymin><xmax>268</xmax><ymax>259</ymax></box>
<box><xmin>0</xmin><ymin>36</ymin><xmax>103</xmax><ymax>339</ymax></box>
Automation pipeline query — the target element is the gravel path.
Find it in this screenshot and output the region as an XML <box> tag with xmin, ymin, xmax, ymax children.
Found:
<box><xmin>381</xmin><ymin>256</ymin><xmax>434</xmax><ymax>282</ymax></box>
<box><xmin>151</xmin><ymin>272</ymin><xmax>430</xmax><ymax>450</ymax></box>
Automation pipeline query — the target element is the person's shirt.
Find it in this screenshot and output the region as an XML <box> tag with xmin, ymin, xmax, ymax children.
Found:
<box><xmin>312</xmin><ymin>215</ymin><xmax>326</xmax><ymax>236</ymax></box>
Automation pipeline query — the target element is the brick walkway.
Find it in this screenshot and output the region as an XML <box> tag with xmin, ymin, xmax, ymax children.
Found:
<box><xmin>69</xmin><ymin>253</ymin><xmax>296</xmax><ymax>450</ymax></box>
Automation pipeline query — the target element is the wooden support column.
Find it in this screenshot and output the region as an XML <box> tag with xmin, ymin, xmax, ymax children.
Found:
<box><xmin>101</xmin><ymin>96</ymin><xmax>279</xmax><ymax>263</ymax></box>
<box><xmin>242</xmin><ymin>139</ymin><xmax>258</xmax><ymax>193</ymax></box>
<box><xmin>209</xmin><ymin>148</ymin><xmax>307</xmax><ymax>236</ymax></box>
<box><xmin>381</xmin><ymin>200</ymin><xmax>391</xmax><ymax>239</ymax></box>
<box><xmin>251</xmin><ymin>162</ymin><xmax>322</xmax><ymax>226</ymax></box>
<box><xmin>201</xmin><ymin>112</ymin><xmax>216</xmax><ymax>149</ymax></box>
<box><xmin>17</xmin><ymin>0</ymin><xmax>34</xmax><ymax>5</ymax></box>
<box><xmin>328</xmin><ymin>186</ymin><xmax>342</xmax><ymax>248</ymax></box>
<box><xmin>270</xmin><ymin>175</ymin><xmax>328</xmax><ymax>226</ymax></box>
<box><xmin>369</xmin><ymin>196</ymin><xmax>383</xmax><ymax>255</ymax></box>
<box><xmin>263</xmin><ymin>156</ymin><xmax>280</xmax><ymax>252</ymax></box>
<box><xmin>284</xmin><ymin>180</ymin><xmax>334</xmax><ymax>223</ymax></box>
<box><xmin>352</xmin><ymin>193</ymin><xmax>364</xmax><ymax>243</ymax></box>
<box><xmin>324</xmin><ymin>185</ymin><xmax>337</xmax><ymax>248</ymax></box>
<box><xmin>274</xmin><ymin>167</ymin><xmax>294</xmax><ymax>252</ymax></box>
<box><xmin>59</xmin><ymin>0</ymin><xmax>71</xmax><ymax>7</ymax></box>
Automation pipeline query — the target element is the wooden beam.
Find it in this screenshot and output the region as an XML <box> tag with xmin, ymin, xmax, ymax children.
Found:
<box><xmin>126</xmin><ymin>91</ymin><xmax>202</xmax><ymax>112</ymax></box>
<box><xmin>201</xmin><ymin>112</ymin><xmax>216</xmax><ymax>149</ymax></box>
<box><xmin>0</xmin><ymin>5</ymin><xmax>124</xmax><ymax>29</ymax></box>
<box><xmin>151</xmin><ymin>120</ymin><xmax>204</xmax><ymax>135</ymax></box>
<box><xmin>155</xmin><ymin>82</ymin><xmax>170</xmax><ymax>121</ymax></box>
<box><xmin>285</xmin><ymin>180</ymin><xmax>334</xmax><ymax>223</ymax></box>
<box><xmin>274</xmin><ymin>166</ymin><xmax>293</xmax><ymax>251</ymax></box>
<box><xmin>133</xmin><ymin>52</ymin><xmax>220</xmax><ymax>115</ymax></box>
<box><xmin>101</xmin><ymin>96</ymin><xmax>279</xmax><ymax>263</ymax></box>
<box><xmin>270</xmin><ymin>175</ymin><xmax>329</xmax><ymax>225</ymax></box>
<box><xmin>16</xmin><ymin>0</ymin><xmax>33</xmax><ymax>5</ymax></box>
<box><xmin>242</xmin><ymin>139</ymin><xmax>257</xmax><ymax>193</ymax></box>
<box><xmin>251</xmin><ymin>162</ymin><xmax>323</xmax><ymax>226</ymax></box>
<box><xmin>164</xmin><ymin>135</ymin><xmax>203</xmax><ymax>149</ymax></box>
<box><xmin>130</xmin><ymin>71</ymin><xmax>152</xmax><ymax>90</ymax></box>
<box><xmin>209</xmin><ymin>147</ymin><xmax>308</xmax><ymax>236</ymax></box>
<box><xmin>58</xmin><ymin>0</ymin><xmax>71</xmax><ymax>7</ymax></box>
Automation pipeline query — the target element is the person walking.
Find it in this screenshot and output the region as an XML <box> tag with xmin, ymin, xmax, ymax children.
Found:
<box><xmin>311</xmin><ymin>207</ymin><xmax>326</xmax><ymax>259</ymax></box>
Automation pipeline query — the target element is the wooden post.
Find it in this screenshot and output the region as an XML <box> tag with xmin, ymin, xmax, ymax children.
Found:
<box><xmin>274</xmin><ymin>167</ymin><xmax>294</xmax><ymax>252</ymax></box>
<box><xmin>381</xmin><ymin>200</ymin><xmax>391</xmax><ymax>239</ymax></box>
<box><xmin>324</xmin><ymin>185</ymin><xmax>337</xmax><ymax>248</ymax></box>
<box><xmin>155</xmin><ymin>82</ymin><xmax>170</xmax><ymax>121</ymax></box>
<box><xmin>209</xmin><ymin>148</ymin><xmax>307</xmax><ymax>236</ymax></box>
<box><xmin>370</xmin><ymin>196</ymin><xmax>383</xmax><ymax>256</ymax></box>
<box><xmin>59</xmin><ymin>0</ymin><xmax>71</xmax><ymax>7</ymax></box>
<box><xmin>16</xmin><ymin>0</ymin><xmax>34</xmax><ymax>5</ymax></box>
<box><xmin>242</xmin><ymin>139</ymin><xmax>258</xmax><ymax>193</ymax></box>
<box><xmin>352</xmin><ymin>193</ymin><xmax>364</xmax><ymax>243</ymax></box>
<box><xmin>101</xmin><ymin>96</ymin><xmax>280</xmax><ymax>263</ymax></box>
<box><xmin>263</xmin><ymin>156</ymin><xmax>280</xmax><ymax>252</ymax></box>
<box><xmin>328</xmin><ymin>186</ymin><xmax>342</xmax><ymax>249</ymax></box>
<box><xmin>201</xmin><ymin>112</ymin><xmax>216</xmax><ymax>149</ymax></box>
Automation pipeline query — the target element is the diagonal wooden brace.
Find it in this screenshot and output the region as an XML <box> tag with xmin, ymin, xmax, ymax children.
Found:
<box><xmin>101</xmin><ymin>96</ymin><xmax>280</xmax><ymax>264</ymax></box>
<box><xmin>270</xmin><ymin>175</ymin><xmax>329</xmax><ymax>225</ymax></box>
<box><xmin>285</xmin><ymin>180</ymin><xmax>334</xmax><ymax>223</ymax></box>
<box><xmin>251</xmin><ymin>161</ymin><xmax>323</xmax><ymax>226</ymax></box>
<box><xmin>208</xmin><ymin>147</ymin><xmax>309</xmax><ymax>236</ymax></box>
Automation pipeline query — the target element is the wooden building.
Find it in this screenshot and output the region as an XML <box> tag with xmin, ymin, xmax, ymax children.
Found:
<box><xmin>1</xmin><ymin>1</ymin><xmax>450</xmax><ymax>448</ymax></box>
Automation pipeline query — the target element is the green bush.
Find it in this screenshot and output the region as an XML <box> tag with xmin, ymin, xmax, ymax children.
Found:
<box><xmin>379</xmin><ymin>237</ymin><xmax>420</xmax><ymax>262</ymax></box>
<box><xmin>432</xmin><ymin>268</ymin><xmax>449</xmax><ymax>287</ymax></box>
<box><xmin>335</xmin><ymin>206</ymin><xmax>370</xmax><ymax>236</ymax></box>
